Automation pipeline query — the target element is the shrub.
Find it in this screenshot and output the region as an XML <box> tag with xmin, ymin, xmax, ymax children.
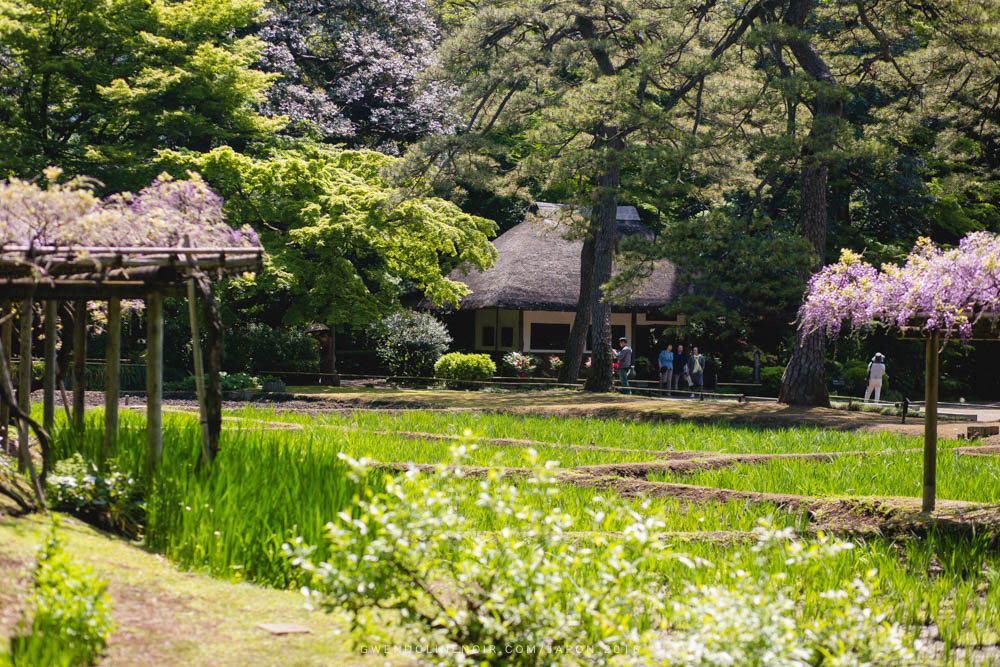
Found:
<box><xmin>10</xmin><ymin>515</ymin><xmax>114</xmax><ymax>666</ymax></box>
<box><xmin>760</xmin><ymin>366</ymin><xmax>785</xmax><ymax>396</ymax></box>
<box><xmin>434</xmin><ymin>353</ymin><xmax>496</xmax><ymax>389</ymax></box>
<box><xmin>501</xmin><ymin>351</ymin><xmax>538</xmax><ymax>376</ymax></box>
<box><xmin>371</xmin><ymin>311</ymin><xmax>451</xmax><ymax>377</ymax></box>
<box><xmin>634</xmin><ymin>355</ymin><xmax>651</xmax><ymax>378</ymax></box>
<box><xmin>842</xmin><ymin>362</ymin><xmax>869</xmax><ymax>396</ymax></box>
<box><xmin>732</xmin><ymin>365</ymin><xmax>754</xmax><ymax>383</ymax></box>
<box><xmin>223</xmin><ymin>322</ymin><xmax>319</xmax><ymax>374</ymax></box>
<box><xmin>46</xmin><ymin>454</ymin><xmax>146</xmax><ymax>539</ymax></box>
<box><xmin>546</xmin><ymin>355</ymin><xmax>563</xmax><ymax>378</ymax></box>
<box><xmin>287</xmin><ymin>454</ymin><xmax>919</xmax><ymax>666</ymax></box>
<box><xmin>164</xmin><ymin>371</ymin><xmax>258</xmax><ymax>392</ymax></box>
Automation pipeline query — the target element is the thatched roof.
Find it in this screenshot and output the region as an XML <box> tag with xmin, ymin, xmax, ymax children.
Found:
<box><xmin>446</xmin><ymin>203</ymin><xmax>680</xmax><ymax>312</ymax></box>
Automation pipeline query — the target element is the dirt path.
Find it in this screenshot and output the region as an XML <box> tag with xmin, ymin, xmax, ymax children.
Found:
<box><xmin>0</xmin><ymin>515</ymin><xmax>376</xmax><ymax>666</ymax></box>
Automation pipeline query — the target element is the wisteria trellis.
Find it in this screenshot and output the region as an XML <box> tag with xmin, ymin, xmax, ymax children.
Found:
<box><xmin>799</xmin><ymin>233</ymin><xmax>1000</xmax><ymax>341</ymax></box>
<box><xmin>0</xmin><ymin>169</ymin><xmax>260</xmax><ymax>255</ymax></box>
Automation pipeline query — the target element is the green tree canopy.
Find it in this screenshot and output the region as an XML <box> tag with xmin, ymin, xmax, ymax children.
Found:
<box><xmin>0</xmin><ymin>0</ymin><xmax>281</xmax><ymax>191</ymax></box>
<box><xmin>158</xmin><ymin>144</ymin><xmax>497</xmax><ymax>329</ymax></box>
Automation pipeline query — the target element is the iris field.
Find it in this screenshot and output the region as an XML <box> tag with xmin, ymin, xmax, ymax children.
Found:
<box><xmin>44</xmin><ymin>405</ymin><xmax>1000</xmax><ymax>664</ymax></box>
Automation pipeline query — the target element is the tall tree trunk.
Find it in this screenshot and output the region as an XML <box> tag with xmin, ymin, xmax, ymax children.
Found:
<box><xmin>778</xmin><ymin>0</ymin><xmax>841</xmax><ymax>407</ymax></box>
<box><xmin>559</xmin><ymin>235</ymin><xmax>595</xmax><ymax>384</ymax></box>
<box><xmin>584</xmin><ymin>140</ymin><xmax>622</xmax><ymax>393</ymax></box>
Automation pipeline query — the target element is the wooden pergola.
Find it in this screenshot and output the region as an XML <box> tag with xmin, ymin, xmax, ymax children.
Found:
<box><xmin>0</xmin><ymin>243</ymin><xmax>262</xmax><ymax>492</ymax></box>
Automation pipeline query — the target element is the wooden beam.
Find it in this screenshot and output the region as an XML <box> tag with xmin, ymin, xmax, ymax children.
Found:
<box><xmin>0</xmin><ymin>281</ymin><xmax>186</xmax><ymax>300</ymax></box>
<box><xmin>104</xmin><ymin>297</ymin><xmax>121</xmax><ymax>462</ymax></box>
<box><xmin>72</xmin><ymin>300</ymin><xmax>87</xmax><ymax>431</ymax></box>
<box><xmin>145</xmin><ymin>293</ymin><xmax>163</xmax><ymax>475</ymax></box>
<box><xmin>923</xmin><ymin>333</ymin><xmax>939</xmax><ymax>513</ymax></box>
<box><xmin>17</xmin><ymin>299</ymin><xmax>32</xmax><ymax>474</ymax></box>
<box><xmin>43</xmin><ymin>300</ymin><xmax>57</xmax><ymax>434</ymax></box>
<box><xmin>0</xmin><ymin>302</ymin><xmax>11</xmax><ymax>455</ymax></box>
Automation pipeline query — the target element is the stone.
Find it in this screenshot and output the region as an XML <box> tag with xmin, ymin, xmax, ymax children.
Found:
<box><xmin>256</xmin><ymin>623</ymin><xmax>312</xmax><ymax>635</ymax></box>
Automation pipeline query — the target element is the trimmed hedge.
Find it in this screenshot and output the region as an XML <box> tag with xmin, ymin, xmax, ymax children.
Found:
<box><xmin>434</xmin><ymin>353</ymin><xmax>496</xmax><ymax>389</ymax></box>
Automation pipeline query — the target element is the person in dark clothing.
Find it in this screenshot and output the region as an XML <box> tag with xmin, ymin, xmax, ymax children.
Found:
<box><xmin>672</xmin><ymin>345</ymin><xmax>688</xmax><ymax>391</ymax></box>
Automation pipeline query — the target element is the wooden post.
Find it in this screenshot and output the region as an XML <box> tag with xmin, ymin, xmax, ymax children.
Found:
<box><xmin>922</xmin><ymin>333</ymin><xmax>940</xmax><ymax>513</ymax></box>
<box><xmin>43</xmin><ymin>300</ymin><xmax>57</xmax><ymax>435</ymax></box>
<box><xmin>145</xmin><ymin>293</ymin><xmax>163</xmax><ymax>475</ymax></box>
<box><xmin>186</xmin><ymin>280</ymin><xmax>213</xmax><ymax>466</ymax></box>
<box><xmin>72</xmin><ymin>299</ymin><xmax>87</xmax><ymax>430</ymax></box>
<box><xmin>17</xmin><ymin>299</ymin><xmax>32</xmax><ymax>473</ymax></box>
<box><xmin>104</xmin><ymin>297</ymin><xmax>121</xmax><ymax>462</ymax></box>
<box><xmin>0</xmin><ymin>302</ymin><xmax>11</xmax><ymax>454</ymax></box>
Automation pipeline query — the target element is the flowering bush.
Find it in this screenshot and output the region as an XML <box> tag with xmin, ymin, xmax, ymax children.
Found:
<box><xmin>10</xmin><ymin>515</ymin><xmax>115</xmax><ymax>665</ymax></box>
<box><xmin>501</xmin><ymin>351</ymin><xmax>538</xmax><ymax>376</ymax></box>
<box><xmin>652</xmin><ymin>525</ymin><xmax>919</xmax><ymax>665</ymax></box>
<box><xmin>371</xmin><ymin>311</ymin><xmax>452</xmax><ymax>377</ymax></box>
<box><xmin>800</xmin><ymin>233</ymin><xmax>1000</xmax><ymax>340</ymax></box>
<box><xmin>286</xmin><ymin>449</ymin><xmax>920</xmax><ymax>666</ymax></box>
<box><xmin>546</xmin><ymin>355</ymin><xmax>563</xmax><ymax>378</ymax></box>
<box><xmin>46</xmin><ymin>455</ymin><xmax>145</xmax><ymax>539</ymax></box>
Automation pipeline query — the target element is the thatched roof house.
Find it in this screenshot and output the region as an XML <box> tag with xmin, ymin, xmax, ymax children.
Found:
<box><xmin>439</xmin><ymin>203</ymin><xmax>684</xmax><ymax>358</ymax></box>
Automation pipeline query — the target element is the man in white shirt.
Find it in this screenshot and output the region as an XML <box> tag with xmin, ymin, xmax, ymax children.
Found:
<box><xmin>865</xmin><ymin>353</ymin><xmax>887</xmax><ymax>402</ymax></box>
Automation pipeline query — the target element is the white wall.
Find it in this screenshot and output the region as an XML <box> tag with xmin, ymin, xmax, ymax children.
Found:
<box><xmin>522</xmin><ymin>310</ymin><xmax>631</xmax><ymax>353</ymax></box>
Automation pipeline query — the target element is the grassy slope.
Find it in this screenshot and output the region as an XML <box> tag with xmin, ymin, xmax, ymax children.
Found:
<box><xmin>0</xmin><ymin>514</ymin><xmax>372</xmax><ymax>667</ymax></box>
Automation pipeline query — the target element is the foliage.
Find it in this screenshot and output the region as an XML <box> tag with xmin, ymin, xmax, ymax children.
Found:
<box><xmin>0</xmin><ymin>170</ymin><xmax>259</xmax><ymax>250</ymax></box>
<box><xmin>651</xmin><ymin>527</ymin><xmax>918</xmax><ymax>666</ymax></box>
<box><xmin>545</xmin><ymin>355</ymin><xmax>563</xmax><ymax>378</ymax></box>
<box><xmin>433</xmin><ymin>352</ymin><xmax>495</xmax><ymax>389</ymax></box>
<box><xmin>158</xmin><ymin>145</ymin><xmax>496</xmax><ymax>329</ymax></box>
<box><xmin>760</xmin><ymin>367</ymin><xmax>785</xmax><ymax>397</ymax></box>
<box><xmin>501</xmin><ymin>351</ymin><xmax>537</xmax><ymax>377</ymax></box>
<box><xmin>46</xmin><ymin>455</ymin><xmax>145</xmax><ymax>539</ymax></box>
<box><xmin>637</xmin><ymin>209</ymin><xmax>814</xmax><ymax>350</ymax></box>
<box><xmin>52</xmin><ymin>411</ymin><xmax>381</xmax><ymax>588</ymax></box>
<box><xmin>164</xmin><ymin>371</ymin><xmax>258</xmax><ymax>392</ymax></box>
<box><xmin>371</xmin><ymin>311</ymin><xmax>451</xmax><ymax>378</ymax></box>
<box><xmin>800</xmin><ymin>233</ymin><xmax>1000</xmax><ymax>341</ymax></box>
<box><xmin>731</xmin><ymin>365</ymin><xmax>754</xmax><ymax>383</ymax></box>
<box><xmin>257</xmin><ymin>0</ymin><xmax>451</xmax><ymax>150</ymax></box>
<box><xmin>0</xmin><ymin>0</ymin><xmax>281</xmax><ymax>192</ymax></box>
<box><xmin>286</xmin><ymin>450</ymin><xmax>670</xmax><ymax>664</ymax></box>
<box><xmin>9</xmin><ymin>515</ymin><xmax>114</xmax><ymax>666</ymax></box>
<box><xmin>221</xmin><ymin>322</ymin><xmax>318</xmax><ymax>374</ymax></box>
<box><xmin>287</xmin><ymin>451</ymin><xmax>919</xmax><ymax>665</ymax></box>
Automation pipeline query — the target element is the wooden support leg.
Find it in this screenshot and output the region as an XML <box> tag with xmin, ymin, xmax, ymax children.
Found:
<box><xmin>72</xmin><ymin>299</ymin><xmax>87</xmax><ymax>430</ymax></box>
<box><xmin>0</xmin><ymin>302</ymin><xmax>11</xmax><ymax>455</ymax></box>
<box><xmin>146</xmin><ymin>294</ymin><xmax>163</xmax><ymax>476</ymax></box>
<box><xmin>104</xmin><ymin>298</ymin><xmax>121</xmax><ymax>463</ymax></box>
<box><xmin>18</xmin><ymin>299</ymin><xmax>32</xmax><ymax>473</ymax></box>
<box><xmin>922</xmin><ymin>334</ymin><xmax>939</xmax><ymax>513</ymax></box>
<box><xmin>43</xmin><ymin>301</ymin><xmax>57</xmax><ymax>435</ymax></box>
<box><xmin>186</xmin><ymin>280</ymin><xmax>213</xmax><ymax>466</ymax></box>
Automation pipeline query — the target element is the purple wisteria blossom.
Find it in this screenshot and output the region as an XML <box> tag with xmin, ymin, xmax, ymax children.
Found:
<box><xmin>0</xmin><ymin>169</ymin><xmax>260</xmax><ymax>251</ymax></box>
<box><xmin>800</xmin><ymin>233</ymin><xmax>1000</xmax><ymax>340</ymax></box>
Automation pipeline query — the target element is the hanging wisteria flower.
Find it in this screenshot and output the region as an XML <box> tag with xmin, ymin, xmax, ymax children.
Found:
<box><xmin>0</xmin><ymin>169</ymin><xmax>260</xmax><ymax>251</ymax></box>
<box><xmin>800</xmin><ymin>233</ymin><xmax>1000</xmax><ymax>341</ymax></box>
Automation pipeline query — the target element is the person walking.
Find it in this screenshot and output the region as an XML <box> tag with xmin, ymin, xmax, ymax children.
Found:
<box><xmin>658</xmin><ymin>344</ymin><xmax>674</xmax><ymax>391</ymax></box>
<box><xmin>689</xmin><ymin>347</ymin><xmax>706</xmax><ymax>395</ymax></box>
<box><xmin>865</xmin><ymin>353</ymin><xmax>887</xmax><ymax>402</ymax></box>
<box><xmin>672</xmin><ymin>345</ymin><xmax>688</xmax><ymax>391</ymax></box>
<box><xmin>614</xmin><ymin>337</ymin><xmax>634</xmax><ymax>394</ymax></box>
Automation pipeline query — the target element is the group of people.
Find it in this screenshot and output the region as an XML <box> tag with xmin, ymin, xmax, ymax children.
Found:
<box><xmin>657</xmin><ymin>344</ymin><xmax>706</xmax><ymax>392</ymax></box>
<box><xmin>611</xmin><ymin>338</ymin><xmax>706</xmax><ymax>396</ymax></box>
